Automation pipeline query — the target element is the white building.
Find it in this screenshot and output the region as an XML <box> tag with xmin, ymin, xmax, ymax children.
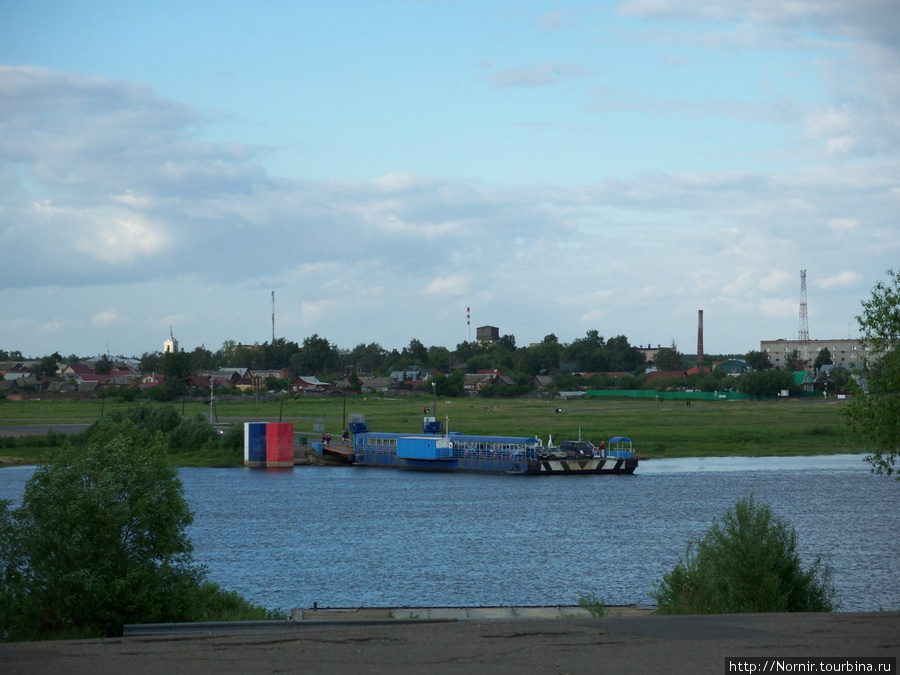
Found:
<box><xmin>164</xmin><ymin>326</ymin><xmax>179</xmax><ymax>354</ymax></box>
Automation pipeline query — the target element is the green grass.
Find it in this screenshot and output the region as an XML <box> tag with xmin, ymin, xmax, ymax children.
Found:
<box><xmin>0</xmin><ymin>395</ymin><xmax>863</xmax><ymax>465</ymax></box>
<box><xmin>576</xmin><ymin>592</ymin><xmax>608</xmax><ymax>617</ymax></box>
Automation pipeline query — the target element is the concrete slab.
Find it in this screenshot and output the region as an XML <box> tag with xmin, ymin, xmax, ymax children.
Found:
<box><xmin>4</xmin><ymin>612</ymin><xmax>897</xmax><ymax>674</ymax></box>
<box><xmin>292</xmin><ymin>604</ymin><xmax>649</xmax><ymax>622</ymax></box>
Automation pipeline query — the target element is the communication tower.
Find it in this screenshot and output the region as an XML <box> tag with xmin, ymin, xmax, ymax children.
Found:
<box><xmin>798</xmin><ymin>270</ymin><xmax>810</xmax><ymax>371</ymax></box>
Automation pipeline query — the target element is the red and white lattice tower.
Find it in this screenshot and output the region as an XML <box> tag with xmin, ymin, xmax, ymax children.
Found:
<box><xmin>798</xmin><ymin>270</ymin><xmax>810</xmax><ymax>371</ymax></box>
<box><xmin>467</xmin><ymin>307</ymin><xmax>471</xmax><ymax>343</ymax></box>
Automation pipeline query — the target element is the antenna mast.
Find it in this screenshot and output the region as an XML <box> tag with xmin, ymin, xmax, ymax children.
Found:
<box><xmin>467</xmin><ymin>306</ymin><xmax>471</xmax><ymax>342</ymax></box>
<box><xmin>798</xmin><ymin>270</ymin><xmax>810</xmax><ymax>371</ymax></box>
<box><xmin>271</xmin><ymin>290</ymin><xmax>275</xmax><ymax>343</ymax></box>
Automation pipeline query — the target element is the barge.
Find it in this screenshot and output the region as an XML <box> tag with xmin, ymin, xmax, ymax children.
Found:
<box><xmin>347</xmin><ymin>415</ymin><xmax>637</xmax><ymax>476</ymax></box>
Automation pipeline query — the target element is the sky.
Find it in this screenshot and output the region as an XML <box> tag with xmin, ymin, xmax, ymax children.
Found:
<box><xmin>2</xmin><ymin>1</ymin><xmax>899</xmax><ymax>360</ymax></box>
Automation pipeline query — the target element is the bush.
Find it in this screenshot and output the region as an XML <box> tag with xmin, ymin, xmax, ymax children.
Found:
<box><xmin>576</xmin><ymin>592</ymin><xmax>607</xmax><ymax>617</ymax></box>
<box><xmin>187</xmin><ymin>581</ymin><xmax>287</xmax><ymax>622</ymax></box>
<box><xmin>0</xmin><ymin>418</ymin><xmax>280</xmax><ymax>640</ymax></box>
<box><xmin>652</xmin><ymin>495</ymin><xmax>837</xmax><ymax>614</ymax></box>
<box><xmin>169</xmin><ymin>415</ymin><xmax>219</xmax><ymax>452</ymax></box>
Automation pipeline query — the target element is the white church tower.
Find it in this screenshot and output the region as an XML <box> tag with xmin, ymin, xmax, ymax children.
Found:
<box><xmin>163</xmin><ymin>324</ymin><xmax>179</xmax><ymax>354</ymax></box>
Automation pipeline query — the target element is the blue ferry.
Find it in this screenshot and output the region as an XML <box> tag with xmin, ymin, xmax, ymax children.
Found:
<box><xmin>345</xmin><ymin>415</ymin><xmax>637</xmax><ymax>476</ymax></box>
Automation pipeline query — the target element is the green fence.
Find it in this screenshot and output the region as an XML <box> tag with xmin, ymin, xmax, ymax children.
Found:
<box><xmin>586</xmin><ymin>389</ymin><xmax>750</xmax><ymax>401</ymax></box>
<box><xmin>586</xmin><ymin>390</ymin><xmax>820</xmax><ymax>401</ymax></box>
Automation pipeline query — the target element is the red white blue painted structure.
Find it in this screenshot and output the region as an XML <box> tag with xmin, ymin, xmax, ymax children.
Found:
<box><xmin>244</xmin><ymin>422</ymin><xmax>294</xmax><ymax>468</ymax></box>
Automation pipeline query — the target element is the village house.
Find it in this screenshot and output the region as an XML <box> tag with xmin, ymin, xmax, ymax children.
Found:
<box><xmin>463</xmin><ymin>369</ymin><xmax>515</xmax><ymax>393</ymax></box>
<box><xmin>360</xmin><ymin>376</ymin><xmax>391</xmax><ymax>393</ymax></box>
<box><xmin>289</xmin><ymin>375</ymin><xmax>331</xmax><ymax>395</ymax></box>
<box><xmin>716</xmin><ymin>359</ymin><xmax>752</xmax><ymax>376</ymax></box>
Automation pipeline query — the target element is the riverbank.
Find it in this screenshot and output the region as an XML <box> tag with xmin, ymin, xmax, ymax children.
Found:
<box><xmin>0</xmin><ymin>396</ymin><xmax>861</xmax><ymax>462</ymax></box>
<box><xmin>2</xmin><ymin>612</ymin><xmax>897</xmax><ymax>674</ymax></box>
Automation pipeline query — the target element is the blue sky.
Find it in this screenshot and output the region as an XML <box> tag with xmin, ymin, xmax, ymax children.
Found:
<box><xmin>2</xmin><ymin>1</ymin><xmax>899</xmax><ymax>359</ymax></box>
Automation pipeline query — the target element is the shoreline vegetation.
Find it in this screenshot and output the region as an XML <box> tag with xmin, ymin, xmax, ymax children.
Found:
<box><xmin>0</xmin><ymin>395</ymin><xmax>862</xmax><ymax>468</ymax></box>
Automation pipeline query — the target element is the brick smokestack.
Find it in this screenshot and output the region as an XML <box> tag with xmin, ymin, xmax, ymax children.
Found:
<box><xmin>697</xmin><ymin>310</ymin><xmax>704</xmax><ymax>370</ymax></box>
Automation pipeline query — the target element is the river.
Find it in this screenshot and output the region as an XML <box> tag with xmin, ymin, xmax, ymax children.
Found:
<box><xmin>1</xmin><ymin>455</ymin><xmax>897</xmax><ymax>613</ymax></box>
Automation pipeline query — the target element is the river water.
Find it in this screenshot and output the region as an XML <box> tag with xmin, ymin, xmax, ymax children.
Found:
<box><xmin>1</xmin><ymin>455</ymin><xmax>898</xmax><ymax>613</ymax></box>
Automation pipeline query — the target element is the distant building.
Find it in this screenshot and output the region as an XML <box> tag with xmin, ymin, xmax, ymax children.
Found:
<box><xmin>715</xmin><ymin>359</ymin><xmax>752</xmax><ymax>376</ymax></box>
<box><xmin>760</xmin><ymin>338</ymin><xmax>872</xmax><ymax>369</ymax></box>
<box><xmin>476</xmin><ymin>325</ymin><xmax>499</xmax><ymax>345</ymax></box>
<box><xmin>164</xmin><ymin>325</ymin><xmax>179</xmax><ymax>354</ymax></box>
<box><xmin>636</xmin><ymin>344</ymin><xmax>663</xmax><ymax>364</ymax></box>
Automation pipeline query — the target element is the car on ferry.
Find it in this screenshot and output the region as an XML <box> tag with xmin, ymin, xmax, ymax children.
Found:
<box><xmin>559</xmin><ymin>440</ymin><xmax>595</xmax><ymax>458</ymax></box>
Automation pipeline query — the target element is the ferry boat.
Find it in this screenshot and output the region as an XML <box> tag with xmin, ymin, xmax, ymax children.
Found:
<box><xmin>346</xmin><ymin>415</ymin><xmax>637</xmax><ymax>476</ymax></box>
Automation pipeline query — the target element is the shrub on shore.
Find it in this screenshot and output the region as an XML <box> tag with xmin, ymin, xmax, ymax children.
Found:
<box><xmin>0</xmin><ymin>418</ymin><xmax>283</xmax><ymax>641</ymax></box>
<box><xmin>652</xmin><ymin>495</ymin><xmax>838</xmax><ymax>614</ymax></box>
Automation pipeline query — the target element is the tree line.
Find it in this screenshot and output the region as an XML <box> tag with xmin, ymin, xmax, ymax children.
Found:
<box><xmin>4</xmin><ymin>334</ymin><xmax>854</xmax><ymax>402</ymax></box>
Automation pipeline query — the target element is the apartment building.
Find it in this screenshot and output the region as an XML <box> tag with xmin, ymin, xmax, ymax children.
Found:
<box><xmin>760</xmin><ymin>338</ymin><xmax>872</xmax><ymax>368</ymax></box>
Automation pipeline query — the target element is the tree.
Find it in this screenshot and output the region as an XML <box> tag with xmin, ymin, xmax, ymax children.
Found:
<box><xmin>561</xmin><ymin>330</ymin><xmax>607</xmax><ymax>372</ymax></box>
<box><xmin>604</xmin><ymin>335</ymin><xmax>646</xmax><ymax>373</ymax></box>
<box><xmin>531</xmin><ymin>334</ymin><xmax>563</xmax><ymax>375</ymax></box>
<box><xmin>736</xmin><ymin>369</ymin><xmax>799</xmax><ymax>398</ymax></box>
<box><xmin>160</xmin><ymin>350</ymin><xmax>191</xmax><ymax>399</ymax></box>
<box><xmin>813</xmin><ymin>348</ymin><xmax>833</xmax><ymax>371</ymax></box>
<box><xmin>93</xmin><ymin>354</ymin><xmax>113</xmax><ymax>375</ymax></box>
<box><xmin>744</xmin><ymin>350</ymin><xmax>772</xmax><ymax>371</ymax></box>
<box><xmin>292</xmin><ymin>334</ymin><xmax>338</xmax><ymax>375</ymax></box>
<box><xmin>31</xmin><ymin>353</ymin><xmax>61</xmax><ymax>379</ymax></box>
<box><xmin>426</xmin><ymin>345</ymin><xmax>451</xmax><ymax>372</ymax></box>
<box><xmin>784</xmin><ymin>349</ymin><xmax>802</xmax><ymax>372</ymax></box>
<box><xmin>817</xmin><ymin>364</ymin><xmax>851</xmax><ymax>394</ymax></box>
<box><xmin>496</xmin><ymin>334</ymin><xmax>517</xmax><ymax>352</ymax></box>
<box><xmin>261</xmin><ymin>338</ymin><xmax>300</xmax><ymax>370</ymax></box>
<box><xmin>189</xmin><ymin>345</ymin><xmax>218</xmax><ymax>372</ymax></box>
<box><xmin>431</xmin><ymin>369</ymin><xmax>464</xmax><ymax>397</ymax></box>
<box><xmin>0</xmin><ymin>418</ymin><xmax>281</xmax><ymax>640</ymax></box>
<box><xmin>652</xmin><ymin>495</ymin><xmax>837</xmax><ymax>614</ymax></box>
<box><xmin>139</xmin><ymin>351</ymin><xmax>161</xmax><ymax>374</ymax></box>
<box><xmin>654</xmin><ymin>342</ymin><xmax>685</xmax><ymax>371</ymax></box>
<box><xmin>401</xmin><ymin>338</ymin><xmax>428</xmax><ymax>365</ymax></box>
<box><xmin>348</xmin><ymin>342</ymin><xmax>389</xmax><ymax>374</ymax></box>
<box><xmin>0</xmin><ymin>419</ymin><xmax>204</xmax><ymax>639</ymax></box>
<box><xmin>844</xmin><ymin>269</ymin><xmax>900</xmax><ymax>478</ymax></box>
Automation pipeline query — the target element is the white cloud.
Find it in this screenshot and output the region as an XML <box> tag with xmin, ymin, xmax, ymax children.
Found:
<box><xmin>613</xmin><ymin>0</ymin><xmax>900</xmax><ymax>161</ymax></box>
<box><xmin>425</xmin><ymin>275</ymin><xmax>470</xmax><ymax>297</ymax></box>
<box><xmin>759</xmin><ymin>270</ymin><xmax>792</xmax><ymax>291</ymax></box>
<box><xmin>91</xmin><ymin>309</ymin><xmax>125</xmax><ymax>327</ymax></box>
<box><xmin>486</xmin><ymin>61</ymin><xmax>593</xmax><ymax>88</ymax></box>
<box><xmin>826</xmin><ymin>218</ymin><xmax>858</xmax><ymax>231</ymax></box>
<box><xmin>759</xmin><ymin>298</ymin><xmax>797</xmax><ymax>318</ymax></box>
<box><xmin>818</xmin><ymin>271</ymin><xmax>861</xmax><ymax>289</ymax></box>
<box><xmin>80</xmin><ymin>211</ymin><xmax>173</xmax><ymax>264</ymax></box>
<box><xmin>36</xmin><ymin>318</ymin><xmax>81</xmax><ymax>336</ymax></box>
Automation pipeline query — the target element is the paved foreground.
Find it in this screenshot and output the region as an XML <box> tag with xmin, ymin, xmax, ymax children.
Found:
<box><xmin>1</xmin><ymin>612</ymin><xmax>897</xmax><ymax>674</ymax></box>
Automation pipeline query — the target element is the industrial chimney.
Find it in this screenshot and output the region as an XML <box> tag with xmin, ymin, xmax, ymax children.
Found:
<box><xmin>697</xmin><ymin>310</ymin><xmax>704</xmax><ymax>371</ymax></box>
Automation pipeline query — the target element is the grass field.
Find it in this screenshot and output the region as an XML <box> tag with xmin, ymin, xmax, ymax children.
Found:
<box><xmin>0</xmin><ymin>394</ymin><xmax>862</xmax><ymax>461</ymax></box>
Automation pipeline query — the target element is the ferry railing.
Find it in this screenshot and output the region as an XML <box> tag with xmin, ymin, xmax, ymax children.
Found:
<box><xmin>448</xmin><ymin>441</ymin><xmax>539</xmax><ymax>462</ymax></box>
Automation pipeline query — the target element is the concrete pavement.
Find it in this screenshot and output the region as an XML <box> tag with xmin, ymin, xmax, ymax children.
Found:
<box><xmin>1</xmin><ymin>611</ymin><xmax>897</xmax><ymax>674</ymax></box>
